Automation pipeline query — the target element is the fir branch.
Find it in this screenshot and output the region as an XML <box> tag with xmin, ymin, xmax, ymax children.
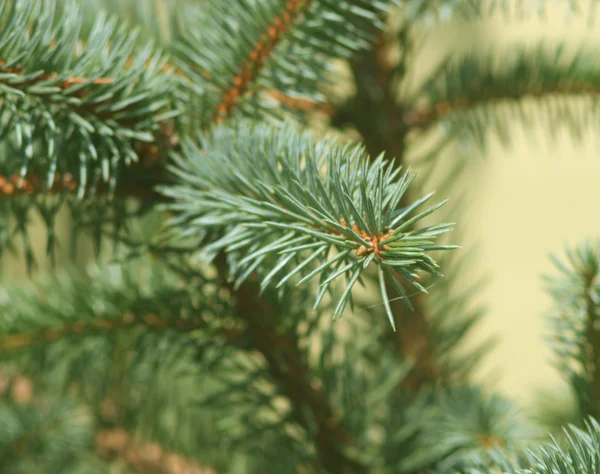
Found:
<box><xmin>210</xmin><ymin>0</ymin><xmax>309</xmax><ymax>125</ymax></box>
<box><xmin>0</xmin><ymin>0</ymin><xmax>174</xmax><ymax>197</ymax></box>
<box><xmin>161</xmin><ymin>121</ymin><xmax>455</xmax><ymax>326</ymax></box>
<box><xmin>0</xmin><ymin>396</ymin><xmax>96</xmax><ymax>474</ymax></box>
<box><xmin>404</xmin><ymin>387</ymin><xmax>540</xmax><ymax>472</ymax></box>
<box><xmin>404</xmin><ymin>44</ymin><xmax>600</xmax><ymax>144</ymax></box>
<box><xmin>0</xmin><ymin>261</ymin><xmax>238</xmax><ymax>354</ymax></box>
<box><xmin>176</xmin><ymin>0</ymin><xmax>396</xmax><ymax>127</ymax></box>
<box><xmin>333</xmin><ymin>31</ymin><xmax>451</xmax><ymax>389</ymax></box>
<box><xmin>544</xmin><ymin>240</ymin><xmax>600</xmax><ymax>421</ymax></box>
<box><xmin>519</xmin><ymin>418</ymin><xmax>600</xmax><ymax>474</ymax></box>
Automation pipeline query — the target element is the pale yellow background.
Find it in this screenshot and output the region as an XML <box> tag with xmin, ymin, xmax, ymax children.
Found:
<box><xmin>409</xmin><ymin>8</ymin><xmax>600</xmax><ymax>404</ymax></box>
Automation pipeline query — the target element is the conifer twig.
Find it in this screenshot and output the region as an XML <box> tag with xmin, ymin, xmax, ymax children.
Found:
<box><xmin>583</xmin><ymin>270</ymin><xmax>600</xmax><ymax>416</ymax></box>
<box><xmin>336</xmin><ymin>30</ymin><xmax>440</xmax><ymax>389</ymax></box>
<box><xmin>0</xmin><ymin>312</ymin><xmax>217</xmax><ymax>353</ymax></box>
<box><xmin>0</xmin><ymin>120</ymin><xmax>178</xmax><ymax>202</ymax></box>
<box><xmin>401</xmin><ymin>46</ymin><xmax>600</xmax><ymax>133</ymax></box>
<box><xmin>212</xmin><ymin>0</ymin><xmax>311</xmax><ymax>124</ymax></box>
<box><xmin>402</xmin><ymin>81</ymin><xmax>600</xmax><ymax>131</ymax></box>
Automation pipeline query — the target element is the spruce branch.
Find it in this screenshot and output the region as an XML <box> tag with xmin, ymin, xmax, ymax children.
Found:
<box><xmin>208</xmin><ymin>0</ymin><xmax>309</xmax><ymax>125</ymax></box>
<box><xmin>0</xmin><ymin>259</ymin><xmax>239</xmax><ymax>413</ymax></box>
<box><xmin>161</xmin><ymin>122</ymin><xmax>455</xmax><ymax>326</ymax></box>
<box><xmin>0</xmin><ymin>262</ymin><xmax>236</xmax><ymax>353</ymax></box>
<box><xmin>0</xmin><ymin>0</ymin><xmax>174</xmax><ymax>196</ymax></box>
<box><xmin>519</xmin><ymin>418</ymin><xmax>600</xmax><ymax>474</ymax></box>
<box><xmin>175</xmin><ymin>0</ymin><xmax>397</xmax><ymax>128</ymax></box>
<box><xmin>0</xmin><ymin>396</ymin><xmax>98</xmax><ymax>474</ymax></box>
<box><xmin>0</xmin><ymin>0</ymin><xmax>177</xmax><ymax>264</ymax></box>
<box><xmin>333</xmin><ymin>30</ymin><xmax>462</xmax><ymax>389</ymax></box>
<box><xmin>0</xmin><ymin>259</ymin><xmax>245</xmax><ymax>471</ymax></box>
<box><xmin>405</xmin><ymin>387</ymin><xmax>540</xmax><ymax>472</ymax></box>
<box><xmin>544</xmin><ymin>240</ymin><xmax>600</xmax><ymax>421</ymax></box>
<box><xmin>404</xmin><ymin>44</ymin><xmax>600</xmax><ymax>145</ymax></box>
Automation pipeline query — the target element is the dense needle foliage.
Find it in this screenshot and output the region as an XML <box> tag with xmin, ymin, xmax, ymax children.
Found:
<box><xmin>0</xmin><ymin>0</ymin><xmax>599</xmax><ymax>473</ymax></box>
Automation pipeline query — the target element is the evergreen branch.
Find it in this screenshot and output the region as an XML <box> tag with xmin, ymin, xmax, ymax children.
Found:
<box><xmin>0</xmin><ymin>259</ymin><xmax>243</xmax><ymax>470</ymax></box>
<box><xmin>519</xmin><ymin>418</ymin><xmax>600</xmax><ymax>474</ymax></box>
<box><xmin>161</xmin><ymin>122</ymin><xmax>455</xmax><ymax>326</ymax></box>
<box><xmin>209</xmin><ymin>0</ymin><xmax>308</xmax><ymax>125</ymax></box>
<box><xmin>97</xmin><ymin>429</ymin><xmax>218</xmax><ymax>474</ymax></box>
<box><xmin>0</xmin><ymin>261</ymin><xmax>236</xmax><ymax>354</ymax></box>
<box><xmin>339</xmin><ymin>33</ymin><xmax>489</xmax><ymax>388</ymax></box>
<box><xmin>59</xmin><ymin>0</ymin><xmax>187</xmax><ymax>45</ymax></box>
<box><xmin>0</xmin><ymin>260</ymin><xmax>239</xmax><ymax>412</ymax></box>
<box><xmin>544</xmin><ymin>240</ymin><xmax>600</xmax><ymax>421</ymax></box>
<box><xmin>0</xmin><ymin>118</ymin><xmax>177</xmax><ymax>200</ymax></box>
<box><xmin>400</xmin><ymin>0</ymin><xmax>591</xmax><ymax>25</ymax></box>
<box><xmin>333</xmin><ymin>31</ymin><xmax>457</xmax><ymax>389</ymax></box>
<box><xmin>0</xmin><ymin>0</ymin><xmax>177</xmax><ymax>265</ymax></box>
<box><xmin>404</xmin><ymin>44</ymin><xmax>600</xmax><ymax>143</ymax></box>
<box><xmin>404</xmin><ymin>387</ymin><xmax>540</xmax><ymax>472</ymax></box>
<box><xmin>0</xmin><ymin>0</ymin><xmax>174</xmax><ymax>199</ymax></box>
<box><xmin>0</xmin><ymin>172</ymin><xmax>78</xmax><ymax>197</ymax></box>
<box><xmin>176</xmin><ymin>0</ymin><xmax>396</xmax><ymax>127</ymax></box>
<box><xmin>0</xmin><ymin>310</ymin><xmax>211</xmax><ymax>353</ymax></box>
<box><xmin>0</xmin><ymin>396</ymin><xmax>97</xmax><ymax>474</ymax></box>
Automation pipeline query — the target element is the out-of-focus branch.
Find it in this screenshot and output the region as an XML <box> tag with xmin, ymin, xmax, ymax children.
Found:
<box><xmin>214</xmin><ymin>255</ymin><xmax>367</xmax><ymax>474</ymax></box>
<box><xmin>402</xmin><ymin>82</ymin><xmax>600</xmax><ymax>131</ymax></box>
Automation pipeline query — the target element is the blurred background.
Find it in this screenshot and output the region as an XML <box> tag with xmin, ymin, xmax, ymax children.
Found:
<box><xmin>7</xmin><ymin>0</ymin><xmax>600</xmax><ymax>410</ymax></box>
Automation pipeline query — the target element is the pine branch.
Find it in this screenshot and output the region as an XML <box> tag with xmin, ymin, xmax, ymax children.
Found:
<box><xmin>544</xmin><ymin>240</ymin><xmax>600</xmax><ymax>421</ymax></box>
<box><xmin>209</xmin><ymin>0</ymin><xmax>308</xmax><ymax>125</ymax></box>
<box><xmin>161</xmin><ymin>121</ymin><xmax>455</xmax><ymax>327</ymax></box>
<box><xmin>0</xmin><ymin>259</ymin><xmax>238</xmax><ymax>399</ymax></box>
<box><xmin>0</xmin><ymin>396</ymin><xmax>97</xmax><ymax>474</ymax></box>
<box><xmin>0</xmin><ymin>0</ymin><xmax>174</xmax><ymax>196</ymax></box>
<box><xmin>176</xmin><ymin>0</ymin><xmax>396</xmax><ymax>128</ymax></box>
<box><xmin>404</xmin><ymin>387</ymin><xmax>540</xmax><ymax>472</ymax></box>
<box><xmin>519</xmin><ymin>418</ymin><xmax>600</xmax><ymax>474</ymax></box>
<box><xmin>0</xmin><ymin>0</ymin><xmax>177</xmax><ymax>265</ymax></box>
<box><xmin>333</xmin><ymin>31</ymin><xmax>451</xmax><ymax>389</ymax></box>
<box><xmin>404</xmin><ymin>44</ymin><xmax>600</xmax><ymax>145</ymax></box>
